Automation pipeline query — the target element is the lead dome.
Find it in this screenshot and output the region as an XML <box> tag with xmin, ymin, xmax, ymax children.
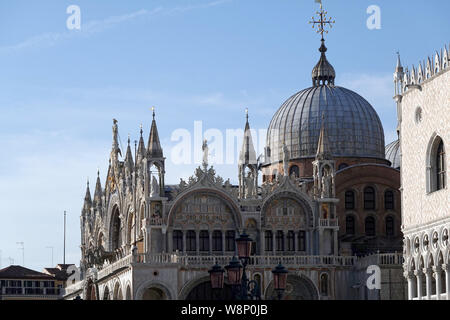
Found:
<box><xmin>265</xmin><ymin>40</ymin><xmax>385</xmax><ymax>163</ymax></box>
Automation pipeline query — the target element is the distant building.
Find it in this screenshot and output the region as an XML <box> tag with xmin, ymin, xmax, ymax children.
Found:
<box><xmin>0</xmin><ymin>265</ymin><xmax>63</xmax><ymax>300</ymax></box>
<box><xmin>393</xmin><ymin>44</ymin><xmax>449</xmax><ymax>300</ymax></box>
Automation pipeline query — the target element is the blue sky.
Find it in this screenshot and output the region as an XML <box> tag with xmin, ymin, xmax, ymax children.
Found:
<box><xmin>0</xmin><ymin>0</ymin><xmax>448</xmax><ymax>271</ymax></box>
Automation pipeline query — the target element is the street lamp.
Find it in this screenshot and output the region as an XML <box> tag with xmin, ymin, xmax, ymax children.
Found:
<box><xmin>208</xmin><ymin>263</ymin><xmax>225</xmax><ymax>300</ymax></box>
<box><xmin>208</xmin><ymin>263</ymin><xmax>225</xmax><ymax>289</ymax></box>
<box><xmin>272</xmin><ymin>263</ymin><xmax>288</xmax><ymax>300</ymax></box>
<box><xmin>208</xmin><ymin>232</ymin><xmax>288</xmax><ymax>300</ymax></box>
<box><xmin>235</xmin><ymin>232</ymin><xmax>252</xmax><ymax>261</ymax></box>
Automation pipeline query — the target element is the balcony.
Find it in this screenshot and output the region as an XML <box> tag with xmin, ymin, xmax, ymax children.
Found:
<box><xmin>319</xmin><ymin>218</ymin><xmax>339</xmax><ymax>228</ymax></box>
<box><xmin>95</xmin><ymin>252</ymin><xmax>357</xmax><ymax>277</ymax></box>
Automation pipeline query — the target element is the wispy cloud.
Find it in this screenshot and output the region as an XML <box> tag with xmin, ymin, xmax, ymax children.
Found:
<box><xmin>0</xmin><ymin>0</ymin><xmax>232</xmax><ymax>54</ymax></box>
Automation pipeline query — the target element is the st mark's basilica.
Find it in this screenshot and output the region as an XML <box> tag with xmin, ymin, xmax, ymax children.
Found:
<box><xmin>64</xmin><ymin>6</ymin><xmax>409</xmax><ymax>300</ymax></box>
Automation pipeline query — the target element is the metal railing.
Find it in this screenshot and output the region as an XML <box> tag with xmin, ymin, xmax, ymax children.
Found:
<box><xmin>319</xmin><ymin>218</ymin><xmax>339</xmax><ymax>227</ymax></box>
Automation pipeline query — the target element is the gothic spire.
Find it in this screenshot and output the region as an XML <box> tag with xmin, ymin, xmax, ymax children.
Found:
<box><xmin>93</xmin><ymin>170</ymin><xmax>102</xmax><ymax>207</ymax></box>
<box><xmin>239</xmin><ymin>108</ymin><xmax>257</xmax><ymax>166</ymax></box>
<box><xmin>125</xmin><ymin>135</ymin><xmax>134</xmax><ymax>170</ymax></box>
<box><xmin>316</xmin><ymin>113</ymin><xmax>332</xmax><ymax>160</ymax></box>
<box><xmin>83</xmin><ymin>179</ymin><xmax>92</xmax><ymax>212</ymax></box>
<box><xmin>137</xmin><ymin>124</ymin><xmax>146</xmax><ymax>162</ymax></box>
<box><xmin>147</xmin><ymin>107</ymin><xmax>163</xmax><ymax>158</ymax></box>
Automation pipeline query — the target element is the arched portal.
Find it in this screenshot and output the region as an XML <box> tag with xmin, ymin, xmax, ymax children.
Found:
<box><xmin>113</xmin><ymin>281</ymin><xmax>123</xmax><ymax>300</ymax></box>
<box><xmin>186</xmin><ymin>280</ymin><xmax>234</xmax><ymax>300</ymax></box>
<box><xmin>111</xmin><ymin>206</ymin><xmax>121</xmax><ymax>251</ymax></box>
<box><xmin>103</xmin><ymin>286</ymin><xmax>110</xmax><ymax>300</ymax></box>
<box><xmin>265</xmin><ymin>275</ymin><xmax>319</xmax><ymax>300</ymax></box>
<box><xmin>142</xmin><ymin>287</ymin><xmax>167</xmax><ymax>300</ymax></box>
<box><xmin>86</xmin><ymin>279</ymin><xmax>97</xmax><ymax>300</ymax></box>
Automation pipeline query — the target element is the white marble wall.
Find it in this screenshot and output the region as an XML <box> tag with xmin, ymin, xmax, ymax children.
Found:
<box><xmin>400</xmin><ymin>68</ymin><xmax>449</xmax><ymax>231</ymax></box>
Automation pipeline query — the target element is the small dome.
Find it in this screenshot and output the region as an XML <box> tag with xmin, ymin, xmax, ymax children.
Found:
<box><xmin>385</xmin><ymin>139</ymin><xmax>400</xmax><ymax>169</ymax></box>
<box><xmin>311</xmin><ymin>41</ymin><xmax>335</xmax><ymax>86</ymax></box>
<box><xmin>265</xmin><ymin>86</ymin><xmax>386</xmax><ymax>163</ymax></box>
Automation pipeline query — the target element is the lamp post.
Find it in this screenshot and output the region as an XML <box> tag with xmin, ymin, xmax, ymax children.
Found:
<box><xmin>208</xmin><ymin>231</ymin><xmax>288</xmax><ymax>300</ymax></box>
<box><xmin>272</xmin><ymin>263</ymin><xmax>288</xmax><ymax>300</ymax></box>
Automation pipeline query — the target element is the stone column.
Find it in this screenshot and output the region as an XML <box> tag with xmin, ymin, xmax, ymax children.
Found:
<box><xmin>167</xmin><ymin>230</ymin><xmax>173</xmax><ymax>253</ymax></box>
<box><xmin>196</xmin><ymin>230</ymin><xmax>200</xmax><ymax>255</ymax></box>
<box><xmin>294</xmin><ymin>231</ymin><xmax>298</xmax><ymax>252</ymax></box>
<box><xmin>333</xmin><ymin>229</ymin><xmax>338</xmax><ymax>255</ymax></box>
<box><xmin>272</xmin><ymin>231</ymin><xmax>276</xmax><ymax>254</ymax></box>
<box><xmin>424</xmin><ymin>268</ymin><xmax>432</xmax><ymax>300</ymax></box>
<box><xmin>209</xmin><ymin>231</ymin><xmax>213</xmax><ymax>255</ymax></box>
<box><xmin>433</xmin><ymin>266</ymin><xmax>442</xmax><ymax>300</ymax></box>
<box><xmin>319</xmin><ymin>229</ymin><xmax>324</xmax><ymax>256</ymax></box>
<box><xmin>405</xmin><ymin>271</ymin><xmax>416</xmax><ymax>300</ymax></box>
<box><xmin>443</xmin><ymin>264</ymin><xmax>450</xmax><ymax>300</ymax></box>
<box><xmin>260</xmin><ymin>231</ymin><xmax>265</xmax><ymax>255</ymax></box>
<box><xmin>414</xmin><ymin>270</ymin><xmax>423</xmax><ymax>300</ymax></box>
<box><xmin>222</xmin><ymin>230</ymin><xmax>226</xmax><ymax>255</ymax></box>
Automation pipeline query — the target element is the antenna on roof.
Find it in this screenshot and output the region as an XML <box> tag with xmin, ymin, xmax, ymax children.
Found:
<box><xmin>16</xmin><ymin>242</ymin><xmax>24</xmax><ymax>266</ymax></box>
<box><xmin>63</xmin><ymin>211</ymin><xmax>66</xmax><ymax>265</ymax></box>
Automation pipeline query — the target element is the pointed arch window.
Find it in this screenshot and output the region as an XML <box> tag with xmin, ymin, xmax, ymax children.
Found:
<box><xmin>436</xmin><ymin>140</ymin><xmax>446</xmax><ymax>190</ymax></box>
<box><xmin>428</xmin><ymin>137</ymin><xmax>446</xmax><ymax>193</ymax></box>
<box><xmin>364</xmin><ymin>187</ymin><xmax>376</xmax><ymax>210</ymax></box>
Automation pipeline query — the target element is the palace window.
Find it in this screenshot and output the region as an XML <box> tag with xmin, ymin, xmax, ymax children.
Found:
<box><xmin>186</xmin><ymin>230</ymin><xmax>196</xmax><ymax>251</ymax></box>
<box><xmin>199</xmin><ymin>230</ymin><xmax>209</xmax><ymax>252</ymax></box>
<box><xmin>436</xmin><ymin>140</ymin><xmax>446</xmax><ymax>190</ymax></box>
<box><xmin>384</xmin><ymin>190</ymin><xmax>394</xmax><ymax>210</ymax></box>
<box><xmin>265</xmin><ymin>230</ymin><xmax>273</xmax><ymax>251</ymax></box>
<box><xmin>346</xmin><ymin>215</ymin><xmax>355</xmax><ymax>235</ymax></box>
<box><xmin>428</xmin><ymin>136</ymin><xmax>446</xmax><ymax>193</ymax></box>
<box><xmin>298</xmin><ymin>231</ymin><xmax>306</xmax><ymax>251</ymax></box>
<box><xmin>364</xmin><ymin>187</ymin><xmax>376</xmax><ymax>210</ymax></box>
<box><xmin>385</xmin><ymin>216</ymin><xmax>394</xmax><ymax>237</ymax></box>
<box><xmin>213</xmin><ymin>230</ymin><xmax>222</xmax><ymax>251</ymax></box>
<box><xmin>345</xmin><ymin>190</ymin><xmax>355</xmax><ymax>210</ymax></box>
<box><xmin>276</xmin><ymin>231</ymin><xmax>284</xmax><ymax>251</ymax></box>
<box><xmin>287</xmin><ymin>231</ymin><xmax>295</xmax><ymax>251</ymax></box>
<box><xmin>225</xmin><ymin>231</ymin><xmax>235</xmax><ymax>251</ymax></box>
<box><xmin>173</xmin><ymin>230</ymin><xmax>183</xmax><ymax>251</ymax></box>
<box><xmin>365</xmin><ymin>216</ymin><xmax>376</xmax><ymax>236</ymax></box>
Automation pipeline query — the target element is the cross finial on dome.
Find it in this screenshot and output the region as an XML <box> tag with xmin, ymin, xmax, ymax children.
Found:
<box><xmin>309</xmin><ymin>2</ymin><xmax>335</xmax><ymax>41</ymax></box>
<box><xmin>310</xmin><ymin>3</ymin><xmax>336</xmax><ymax>86</ymax></box>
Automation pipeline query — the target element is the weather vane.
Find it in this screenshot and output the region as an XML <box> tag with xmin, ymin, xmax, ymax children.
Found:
<box><xmin>309</xmin><ymin>2</ymin><xmax>335</xmax><ymax>41</ymax></box>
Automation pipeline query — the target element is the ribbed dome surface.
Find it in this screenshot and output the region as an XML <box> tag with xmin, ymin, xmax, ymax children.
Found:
<box><xmin>385</xmin><ymin>139</ymin><xmax>400</xmax><ymax>169</ymax></box>
<box><xmin>265</xmin><ymin>85</ymin><xmax>385</xmax><ymax>163</ymax></box>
